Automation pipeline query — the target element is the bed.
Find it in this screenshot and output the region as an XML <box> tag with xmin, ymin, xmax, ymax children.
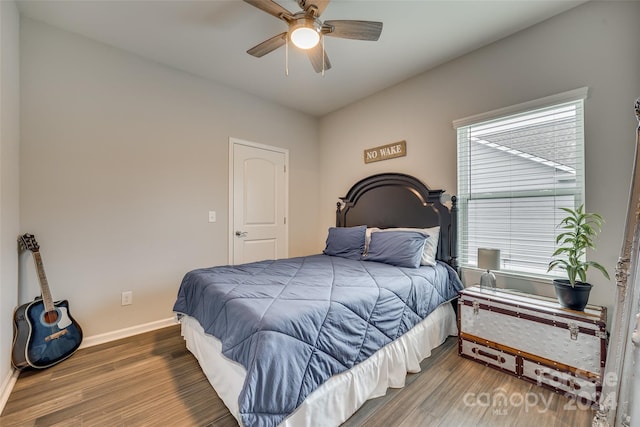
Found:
<box><xmin>173</xmin><ymin>173</ymin><xmax>462</xmax><ymax>427</ymax></box>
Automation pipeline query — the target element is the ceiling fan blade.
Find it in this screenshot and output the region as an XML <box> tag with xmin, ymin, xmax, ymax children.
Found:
<box><xmin>322</xmin><ymin>20</ymin><xmax>383</xmax><ymax>41</ymax></box>
<box><xmin>298</xmin><ymin>0</ymin><xmax>331</xmax><ymax>17</ymax></box>
<box><xmin>243</xmin><ymin>0</ymin><xmax>293</xmax><ymax>21</ymax></box>
<box><xmin>307</xmin><ymin>43</ymin><xmax>331</xmax><ymax>73</ymax></box>
<box><xmin>247</xmin><ymin>32</ymin><xmax>287</xmax><ymax>57</ymax></box>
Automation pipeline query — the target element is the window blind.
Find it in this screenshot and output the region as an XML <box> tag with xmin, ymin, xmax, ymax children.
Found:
<box><xmin>456</xmin><ymin>95</ymin><xmax>585</xmax><ymax>276</ymax></box>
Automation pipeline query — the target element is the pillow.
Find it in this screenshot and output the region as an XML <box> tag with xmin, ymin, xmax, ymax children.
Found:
<box><xmin>420</xmin><ymin>226</ymin><xmax>440</xmax><ymax>267</ymax></box>
<box><xmin>364</xmin><ymin>227</ymin><xmax>381</xmax><ymax>252</ymax></box>
<box><xmin>363</xmin><ymin>230</ymin><xmax>427</xmax><ymax>268</ymax></box>
<box><xmin>323</xmin><ymin>225</ymin><xmax>366</xmax><ymax>260</ymax></box>
<box><xmin>367</xmin><ymin>226</ymin><xmax>440</xmax><ymax>266</ymax></box>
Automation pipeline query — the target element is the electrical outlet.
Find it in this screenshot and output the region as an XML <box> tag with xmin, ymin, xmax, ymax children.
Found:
<box><xmin>121</xmin><ymin>291</ymin><xmax>133</xmax><ymax>306</ymax></box>
<box><xmin>208</xmin><ymin>211</ymin><xmax>216</xmax><ymax>223</ymax></box>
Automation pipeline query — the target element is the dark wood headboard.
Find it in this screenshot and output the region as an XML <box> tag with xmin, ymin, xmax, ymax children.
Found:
<box><xmin>335</xmin><ymin>173</ymin><xmax>458</xmax><ymax>269</ymax></box>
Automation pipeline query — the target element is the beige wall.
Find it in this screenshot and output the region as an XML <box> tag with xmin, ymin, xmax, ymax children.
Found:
<box><xmin>319</xmin><ymin>1</ymin><xmax>640</xmax><ymax>317</ymax></box>
<box><xmin>19</xmin><ymin>18</ymin><xmax>320</xmax><ymax>338</ymax></box>
<box><xmin>0</xmin><ymin>0</ymin><xmax>20</xmax><ymax>402</ymax></box>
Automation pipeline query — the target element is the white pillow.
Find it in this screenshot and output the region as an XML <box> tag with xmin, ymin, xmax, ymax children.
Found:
<box><xmin>365</xmin><ymin>227</ymin><xmax>381</xmax><ymax>251</ymax></box>
<box><xmin>366</xmin><ymin>226</ymin><xmax>440</xmax><ymax>266</ymax></box>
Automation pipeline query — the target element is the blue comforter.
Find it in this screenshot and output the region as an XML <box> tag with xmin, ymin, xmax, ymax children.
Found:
<box><xmin>173</xmin><ymin>254</ymin><xmax>462</xmax><ymax>427</ymax></box>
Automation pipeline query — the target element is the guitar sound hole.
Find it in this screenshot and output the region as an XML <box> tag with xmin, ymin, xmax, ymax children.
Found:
<box><xmin>43</xmin><ymin>310</ymin><xmax>59</xmax><ymax>324</ymax></box>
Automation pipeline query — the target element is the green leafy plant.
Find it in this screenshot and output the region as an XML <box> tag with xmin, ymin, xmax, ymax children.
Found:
<box><xmin>547</xmin><ymin>204</ymin><xmax>610</xmax><ymax>286</ymax></box>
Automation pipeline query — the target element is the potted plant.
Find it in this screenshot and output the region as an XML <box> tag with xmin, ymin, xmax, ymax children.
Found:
<box><xmin>547</xmin><ymin>204</ymin><xmax>610</xmax><ymax>311</ymax></box>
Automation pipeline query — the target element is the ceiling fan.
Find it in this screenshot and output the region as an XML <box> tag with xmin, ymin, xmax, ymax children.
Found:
<box><xmin>243</xmin><ymin>0</ymin><xmax>383</xmax><ymax>73</ymax></box>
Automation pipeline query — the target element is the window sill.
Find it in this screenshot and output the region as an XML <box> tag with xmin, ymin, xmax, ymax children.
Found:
<box><xmin>461</xmin><ymin>267</ymin><xmax>557</xmax><ymax>287</ymax></box>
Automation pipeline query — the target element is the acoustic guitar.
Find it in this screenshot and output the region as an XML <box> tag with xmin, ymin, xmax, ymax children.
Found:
<box><xmin>12</xmin><ymin>234</ymin><xmax>83</xmax><ymax>370</ymax></box>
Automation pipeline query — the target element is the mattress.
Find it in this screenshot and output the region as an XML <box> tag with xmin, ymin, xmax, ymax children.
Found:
<box><xmin>180</xmin><ymin>301</ymin><xmax>458</xmax><ymax>426</ymax></box>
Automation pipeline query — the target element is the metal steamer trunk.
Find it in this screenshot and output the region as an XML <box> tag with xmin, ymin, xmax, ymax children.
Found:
<box><xmin>458</xmin><ymin>286</ymin><xmax>607</xmax><ymax>405</ymax></box>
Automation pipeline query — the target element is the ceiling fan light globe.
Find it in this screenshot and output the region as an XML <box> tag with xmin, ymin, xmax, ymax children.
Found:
<box><xmin>290</xmin><ymin>27</ymin><xmax>320</xmax><ymax>49</ymax></box>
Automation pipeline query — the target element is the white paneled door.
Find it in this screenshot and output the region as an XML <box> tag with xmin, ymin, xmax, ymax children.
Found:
<box><xmin>229</xmin><ymin>138</ymin><xmax>288</xmax><ymax>265</ymax></box>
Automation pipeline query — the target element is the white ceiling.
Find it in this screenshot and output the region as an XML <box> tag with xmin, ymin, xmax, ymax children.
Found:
<box><xmin>16</xmin><ymin>0</ymin><xmax>586</xmax><ymax>117</ymax></box>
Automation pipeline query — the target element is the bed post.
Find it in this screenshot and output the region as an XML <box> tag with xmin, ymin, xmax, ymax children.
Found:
<box><xmin>450</xmin><ymin>195</ymin><xmax>459</xmax><ymax>271</ymax></box>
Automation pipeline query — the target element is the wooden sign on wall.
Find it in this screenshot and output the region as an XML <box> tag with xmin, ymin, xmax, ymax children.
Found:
<box><xmin>364</xmin><ymin>140</ymin><xmax>407</xmax><ymax>164</ymax></box>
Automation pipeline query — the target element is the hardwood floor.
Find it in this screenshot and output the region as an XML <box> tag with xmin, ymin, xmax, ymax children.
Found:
<box><xmin>0</xmin><ymin>325</ymin><xmax>595</xmax><ymax>426</ymax></box>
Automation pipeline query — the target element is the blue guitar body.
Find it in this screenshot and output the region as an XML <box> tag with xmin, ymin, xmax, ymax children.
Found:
<box><xmin>12</xmin><ymin>298</ymin><xmax>83</xmax><ymax>369</ymax></box>
<box><xmin>12</xmin><ymin>234</ymin><xmax>83</xmax><ymax>370</ymax></box>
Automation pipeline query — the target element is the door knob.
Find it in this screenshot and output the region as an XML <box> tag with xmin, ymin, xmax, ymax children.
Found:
<box><xmin>235</xmin><ymin>231</ymin><xmax>248</xmax><ymax>237</ymax></box>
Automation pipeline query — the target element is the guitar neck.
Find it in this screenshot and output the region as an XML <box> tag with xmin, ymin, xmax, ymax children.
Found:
<box><xmin>32</xmin><ymin>251</ymin><xmax>55</xmax><ymax>313</ymax></box>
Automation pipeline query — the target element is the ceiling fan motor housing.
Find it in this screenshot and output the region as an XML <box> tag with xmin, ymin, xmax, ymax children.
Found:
<box><xmin>289</xmin><ymin>15</ymin><xmax>322</xmax><ymax>49</ymax></box>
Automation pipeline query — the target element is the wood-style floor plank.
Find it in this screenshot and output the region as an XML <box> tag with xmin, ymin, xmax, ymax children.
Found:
<box><xmin>0</xmin><ymin>325</ymin><xmax>594</xmax><ymax>426</ymax></box>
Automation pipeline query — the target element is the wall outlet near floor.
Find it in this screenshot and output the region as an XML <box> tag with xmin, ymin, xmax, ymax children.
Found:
<box><xmin>121</xmin><ymin>291</ymin><xmax>133</xmax><ymax>306</ymax></box>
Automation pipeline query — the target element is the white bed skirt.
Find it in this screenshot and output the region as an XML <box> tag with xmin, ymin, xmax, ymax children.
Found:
<box><xmin>180</xmin><ymin>301</ymin><xmax>458</xmax><ymax>426</ymax></box>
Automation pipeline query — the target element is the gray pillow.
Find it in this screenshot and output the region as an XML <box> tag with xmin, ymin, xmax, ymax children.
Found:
<box><xmin>363</xmin><ymin>230</ymin><xmax>427</xmax><ymax>268</ymax></box>
<box><xmin>323</xmin><ymin>225</ymin><xmax>366</xmax><ymax>260</ymax></box>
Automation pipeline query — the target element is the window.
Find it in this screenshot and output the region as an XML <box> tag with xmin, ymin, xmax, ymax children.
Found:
<box><xmin>454</xmin><ymin>88</ymin><xmax>587</xmax><ymax>277</ymax></box>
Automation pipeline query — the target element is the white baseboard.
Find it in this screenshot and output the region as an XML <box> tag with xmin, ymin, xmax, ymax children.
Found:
<box><xmin>0</xmin><ymin>368</ymin><xmax>19</xmax><ymax>416</ymax></box>
<box><xmin>80</xmin><ymin>317</ymin><xmax>178</xmax><ymax>349</ymax></box>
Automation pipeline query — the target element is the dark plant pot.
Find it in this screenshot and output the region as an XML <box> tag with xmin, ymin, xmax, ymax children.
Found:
<box><xmin>553</xmin><ymin>279</ymin><xmax>592</xmax><ymax>311</ymax></box>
